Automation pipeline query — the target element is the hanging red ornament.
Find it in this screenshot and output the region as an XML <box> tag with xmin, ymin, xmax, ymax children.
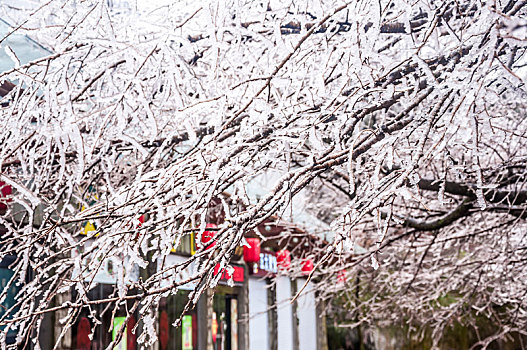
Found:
<box><xmin>243</xmin><ymin>238</ymin><xmax>261</xmax><ymax>263</ymax></box>
<box><xmin>276</xmin><ymin>249</ymin><xmax>291</xmax><ymax>270</ymax></box>
<box><xmin>301</xmin><ymin>258</ymin><xmax>314</xmax><ymax>275</ymax></box>
<box><xmin>200</xmin><ymin>223</ymin><xmax>217</xmax><ymax>249</ymax></box>
<box><xmin>0</xmin><ymin>181</ymin><xmax>12</xmax><ymax>211</ymax></box>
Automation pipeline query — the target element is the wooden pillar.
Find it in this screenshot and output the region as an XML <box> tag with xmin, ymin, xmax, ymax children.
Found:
<box><xmin>316</xmin><ymin>299</ymin><xmax>329</xmax><ymax>350</ymax></box>
<box><xmin>53</xmin><ymin>291</ymin><xmax>72</xmax><ymax>349</ymax></box>
<box><xmin>238</xmin><ymin>267</ymin><xmax>250</xmax><ymax>350</ymax></box>
<box><xmin>197</xmin><ymin>290</ymin><xmax>209</xmax><ymax>350</ymax></box>
<box><xmin>206</xmin><ymin>288</ymin><xmax>214</xmax><ymax>350</ymax></box>
<box><xmin>291</xmin><ymin>279</ymin><xmax>300</xmax><ymax>350</ymax></box>
<box><xmin>139</xmin><ymin>251</ymin><xmax>158</xmax><ymax>350</ymax></box>
<box><xmin>267</xmin><ymin>279</ymin><xmax>277</xmax><ymax>350</ymax></box>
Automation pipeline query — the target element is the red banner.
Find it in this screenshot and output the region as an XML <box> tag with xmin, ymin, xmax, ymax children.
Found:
<box><xmin>213</xmin><ymin>264</ymin><xmax>245</xmax><ymax>284</ymax></box>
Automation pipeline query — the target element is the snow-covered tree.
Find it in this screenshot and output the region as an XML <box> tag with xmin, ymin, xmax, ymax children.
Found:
<box><xmin>0</xmin><ymin>0</ymin><xmax>526</xmax><ymax>347</ymax></box>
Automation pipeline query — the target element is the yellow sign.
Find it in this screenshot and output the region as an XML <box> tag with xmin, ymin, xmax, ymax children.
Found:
<box><xmin>170</xmin><ymin>231</ymin><xmax>196</xmax><ymax>255</ymax></box>
<box><xmin>79</xmin><ymin>188</ymin><xmax>99</xmax><ymax>236</ymax></box>
<box><xmin>80</xmin><ymin>220</ymin><xmax>97</xmax><ymax>235</ymax></box>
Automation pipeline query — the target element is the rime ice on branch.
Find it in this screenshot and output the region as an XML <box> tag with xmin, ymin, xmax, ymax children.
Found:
<box><xmin>0</xmin><ymin>0</ymin><xmax>526</xmax><ymax>347</ymax></box>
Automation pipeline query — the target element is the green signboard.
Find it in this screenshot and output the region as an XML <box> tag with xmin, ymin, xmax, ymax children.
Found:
<box><xmin>112</xmin><ymin>316</ymin><xmax>127</xmax><ymax>350</ymax></box>
<box><xmin>182</xmin><ymin>315</ymin><xmax>193</xmax><ymax>350</ymax></box>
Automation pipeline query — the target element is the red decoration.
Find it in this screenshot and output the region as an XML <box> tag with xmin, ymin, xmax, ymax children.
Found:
<box><xmin>212</xmin><ymin>312</ymin><xmax>218</xmax><ymax>343</ymax></box>
<box><xmin>213</xmin><ymin>264</ymin><xmax>245</xmax><ymax>283</ymax></box>
<box><xmin>276</xmin><ymin>250</ymin><xmax>291</xmax><ymax>270</ymax></box>
<box><xmin>200</xmin><ymin>223</ymin><xmax>217</xmax><ymax>249</ymax></box>
<box><xmin>127</xmin><ymin>315</ymin><xmax>137</xmax><ymax>350</ymax></box>
<box><xmin>192</xmin><ymin>313</ymin><xmax>198</xmax><ymax>350</ymax></box>
<box><xmin>0</xmin><ymin>181</ymin><xmax>12</xmax><ymax>211</ymax></box>
<box><xmin>133</xmin><ymin>215</ymin><xmax>145</xmax><ymax>240</ymax></box>
<box><xmin>337</xmin><ymin>269</ymin><xmax>347</xmax><ymax>284</ymax></box>
<box><xmin>76</xmin><ymin>317</ymin><xmax>91</xmax><ymax>350</ymax></box>
<box><xmin>159</xmin><ymin>311</ymin><xmax>169</xmax><ymax>350</ymax></box>
<box><xmin>243</xmin><ymin>238</ymin><xmax>261</xmax><ymax>263</ymax></box>
<box><xmin>301</xmin><ymin>258</ymin><xmax>314</xmax><ymax>275</ymax></box>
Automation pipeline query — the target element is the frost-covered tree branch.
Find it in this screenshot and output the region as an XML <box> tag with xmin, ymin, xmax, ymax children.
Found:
<box><xmin>0</xmin><ymin>0</ymin><xmax>526</xmax><ymax>347</ymax></box>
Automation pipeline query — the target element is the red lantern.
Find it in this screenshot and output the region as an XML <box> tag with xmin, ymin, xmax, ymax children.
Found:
<box><xmin>200</xmin><ymin>223</ymin><xmax>217</xmax><ymax>249</ymax></box>
<box><xmin>301</xmin><ymin>258</ymin><xmax>314</xmax><ymax>275</ymax></box>
<box><xmin>243</xmin><ymin>238</ymin><xmax>261</xmax><ymax>263</ymax></box>
<box><xmin>337</xmin><ymin>269</ymin><xmax>347</xmax><ymax>284</ymax></box>
<box><xmin>0</xmin><ymin>181</ymin><xmax>12</xmax><ymax>211</ymax></box>
<box><xmin>276</xmin><ymin>250</ymin><xmax>291</xmax><ymax>270</ymax></box>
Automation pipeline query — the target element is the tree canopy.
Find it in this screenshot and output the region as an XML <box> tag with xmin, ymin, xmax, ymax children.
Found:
<box><xmin>0</xmin><ymin>0</ymin><xmax>527</xmax><ymax>348</ymax></box>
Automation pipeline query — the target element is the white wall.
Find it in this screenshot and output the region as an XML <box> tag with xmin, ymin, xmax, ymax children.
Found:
<box><xmin>158</xmin><ymin>254</ymin><xmax>196</xmax><ymax>290</ymax></box>
<box><xmin>248</xmin><ymin>278</ymin><xmax>269</xmax><ymax>350</ymax></box>
<box><xmin>275</xmin><ymin>276</ymin><xmax>294</xmax><ymax>350</ymax></box>
<box><xmin>296</xmin><ymin>279</ymin><xmax>318</xmax><ymax>350</ymax></box>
